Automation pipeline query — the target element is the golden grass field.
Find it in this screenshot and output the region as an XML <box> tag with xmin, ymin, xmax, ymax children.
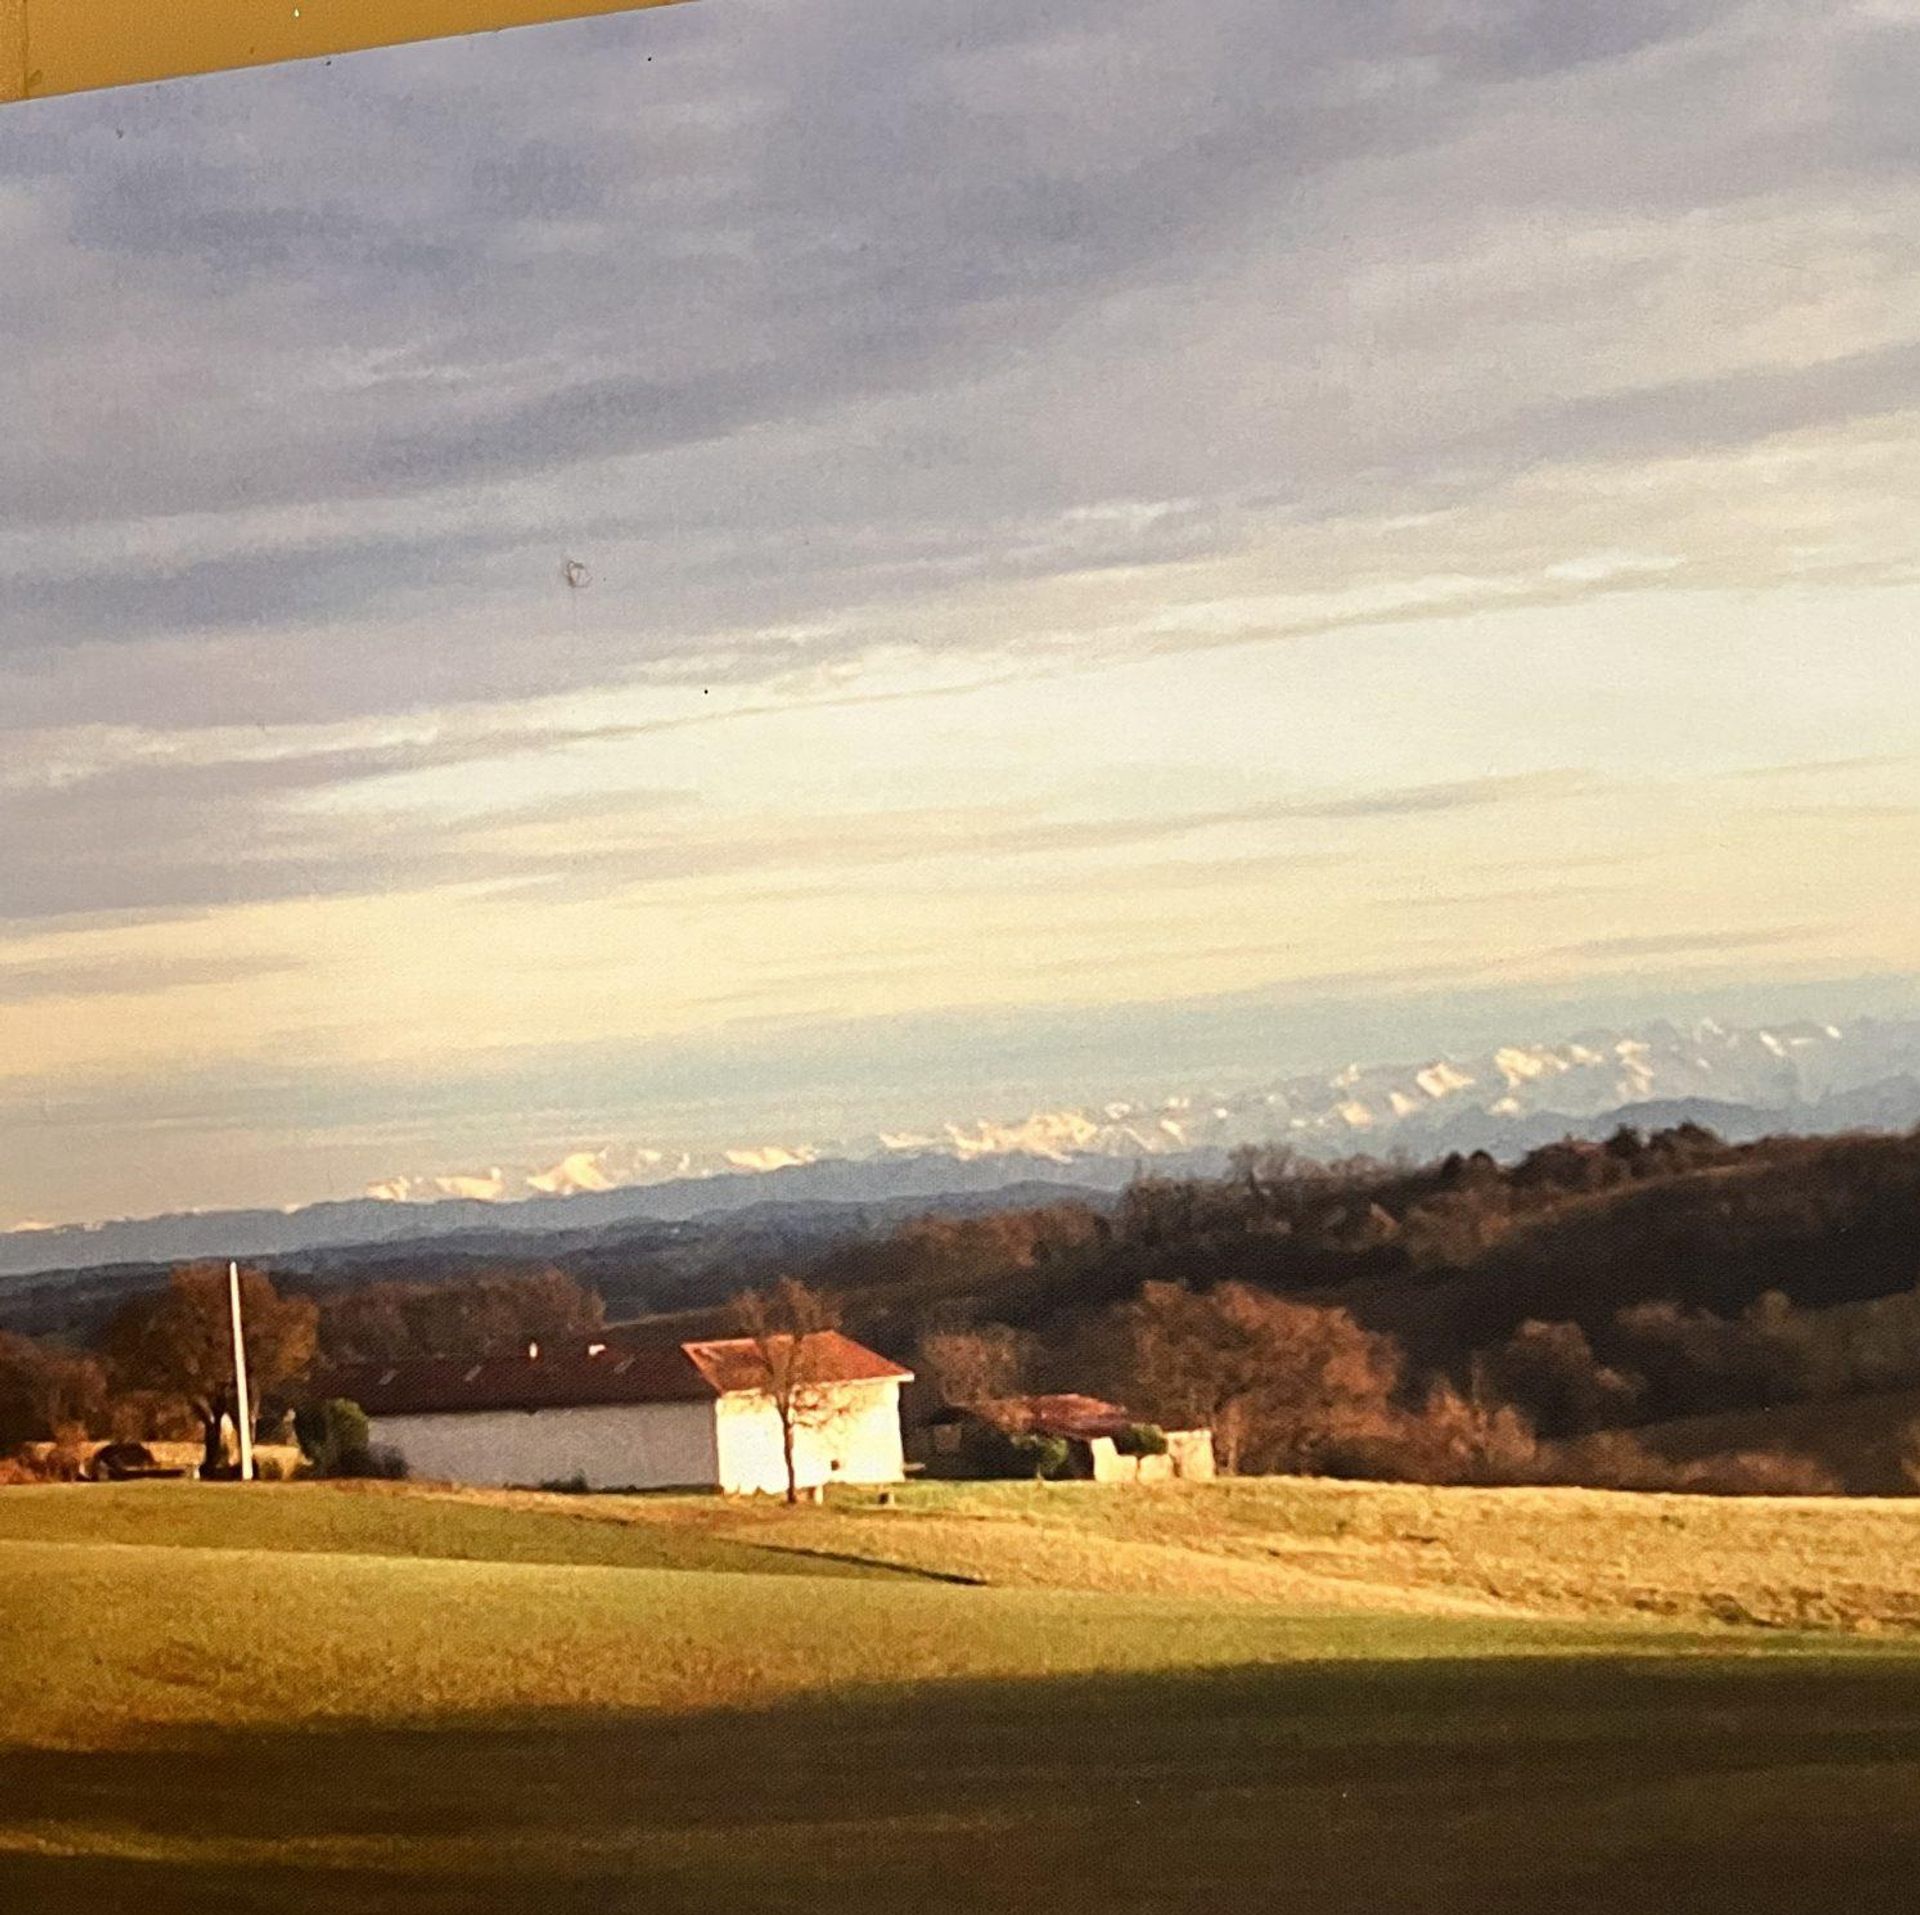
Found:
<box><xmin>6</xmin><ymin>1476</ymin><xmax>1920</xmax><ymax>1911</ymax></box>
<box><xmin>450</xmin><ymin>1473</ymin><xmax>1920</xmax><ymax>1631</ymax></box>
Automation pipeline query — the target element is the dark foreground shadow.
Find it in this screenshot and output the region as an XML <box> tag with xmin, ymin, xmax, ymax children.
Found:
<box><xmin>8</xmin><ymin>1653</ymin><xmax>1920</xmax><ymax>1914</ymax></box>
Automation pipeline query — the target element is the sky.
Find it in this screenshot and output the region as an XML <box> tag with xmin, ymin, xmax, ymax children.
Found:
<box><xmin>5</xmin><ymin>0</ymin><xmax>1920</xmax><ymax>1227</ymax></box>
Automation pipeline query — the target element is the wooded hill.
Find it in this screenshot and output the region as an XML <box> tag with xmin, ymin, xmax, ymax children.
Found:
<box><xmin>759</xmin><ymin>1125</ymin><xmax>1920</xmax><ymax>1464</ymax></box>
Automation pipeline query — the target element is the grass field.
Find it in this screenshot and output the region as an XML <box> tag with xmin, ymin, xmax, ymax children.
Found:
<box><xmin>6</xmin><ymin>1479</ymin><xmax>1920</xmax><ymax>1911</ymax></box>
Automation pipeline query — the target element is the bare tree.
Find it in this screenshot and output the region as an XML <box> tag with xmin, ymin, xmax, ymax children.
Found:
<box><xmin>728</xmin><ymin>1276</ymin><xmax>845</xmax><ymax>1506</ymax></box>
<box><xmin>915</xmin><ymin>1321</ymin><xmax>1032</xmax><ymax>1410</ymax></box>
<box><xmin>1120</xmin><ymin>1281</ymin><xmax>1400</xmax><ymax>1475</ymax></box>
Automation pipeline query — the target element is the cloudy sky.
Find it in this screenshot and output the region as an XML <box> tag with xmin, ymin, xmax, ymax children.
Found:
<box><xmin>5</xmin><ymin>0</ymin><xmax>1920</xmax><ymax>1226</ymax></box>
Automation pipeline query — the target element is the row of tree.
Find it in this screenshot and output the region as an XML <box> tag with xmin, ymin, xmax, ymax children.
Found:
<box><xmin>910</xmin><ymin>1281</ymin><xmax>1835</xmax><ymax>1493</ymax></box>
<box><xmin>0</xmin><ymin>1262</ymin><xmax>611</xmax><ymax>1475</ymax></box>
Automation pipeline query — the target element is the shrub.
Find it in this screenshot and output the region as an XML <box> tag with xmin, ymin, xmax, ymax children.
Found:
<box><xmin>1320</xmin><ymin>1386</ymin><xmax>1839</xmax><ymax>1497</ymax></box>
<box><xmin>538</xmin><ymin>1472</ymin><xmax>592</xmax><ymax>1495</ymax></box>
<box><xmin>1011</xmin><ymin>1432</ymin><xmax>1070</xmax><ymax>1481</ymax></box>
<box><xmin>1664</xmin><ymin>1449</ymin><xmax>1840</xmax><ymax>1496</ymax></box>
<box><xmin>1901</xmin><ymin>1420</ymin><xmax>1920</xmax><ymax>1493</ymax></box>
<box><xmin>0</xmin><ymin>1443</ymin><xmax>86</xmax><ymax>1486</ymax></box>
<box><xmin>295</xmin><ymin>1397</ymin><xmax>369</xmax><ymax>1473</ymax></box>
<box><xmin>1545</xmin><ymin>1432</ymin><xmax>1838</xmax><ymax>1496</ymax></box>
<box><xmin>1113</xmin><ymin>1423</ymin><xmax>1168</xmax><ymax>1458</ymax></box>
<box><xmin>294</xmin><ymin>1399</ymin><xmax>406</xmax><ymax>1479</ymax></box>
<box><xmin>1323</xmin><ymin>1385</ymin><xmax>1541</xmax><ymax>1487</ymax></box>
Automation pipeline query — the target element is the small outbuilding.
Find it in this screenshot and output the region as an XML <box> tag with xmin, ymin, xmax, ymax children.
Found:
<box><xmin>911</xmin><ymin>1392</ymin><xmax>1215</xmax><ymax>1483</ymax></box>
<box><xmin>326</xmin><ymin>1333</ymin><xmax>912</xmax><ymax>1494</ymax></box>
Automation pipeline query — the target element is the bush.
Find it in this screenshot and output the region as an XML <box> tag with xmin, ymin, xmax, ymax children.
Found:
<box><xmin>295</xmin><ymin>1397</ymin><xmax>366</xmax><ymax>1466</ymax></box>
<box><xmin>538</xmin><ymin>1472</ymin><xmax>592</xmax><ymax>1495</ymax></box>
<box><xmin>294</xmin><ymin>1399</ymin><xmax>408</xmax><ymax>1480</ymax></box>
<box><xmin>1113</xmin><ymin>1423</ymin><xmax>1168</xmax><ymax>1458</ymax></box>
<box><xmin>0</xmin><ymin>1442</ymin><xmax>87</xmax><ymax>1486</ymax></box>
<box><xmin>1321</xmin><ymin>1387</ymin><xmax>1840</xmax><ymax>1497</ymax></box>
<box><xmin>1662</xmin><ymin>1449</ymin><xmax>1840</xmax><ymax>1496</ymax></box>
<box><xmin>1011</xmin><ymin>1432</ymin><xmax>1071</xmax><ymax>1481</ymax></box>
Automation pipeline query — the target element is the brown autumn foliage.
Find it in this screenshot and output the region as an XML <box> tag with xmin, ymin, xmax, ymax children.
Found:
<box><xmin>104</xmin><ymin>1265</ymin><xmax>318</xmax><ymax>1475</ymax></box>
<box><xmin>315</xmin><ymin>1267</ymin><xmax>604</xmax><ymax>1364</ymax></box>
<box><xmin>1088</xmin><ymin>1275</ymin><xmax>1839</xmax><ymax>1493</ymax></box>
<box><xmin>0</xmin><ymin>1120</ymin><xmax>1882</xmax><ymax>1497</ymax></box>
<box><xmin>0</xmin><ymin>1331</ymin><xmax>107</xmax><ymax>1456</ymax></box>
<box><xmin>1472</xmin><ymin>1318</ymin><xmax>1643</xmax><ymax>1438</ymax></box>
<box><xmin>1330</xmin><ymin>1393</ymin><xmax>1840</xmax><ymax>1495</ymax></box>
<box><xmin>915</xmin><ymin>1321</ymin><xmax>1036</xmax><ymax>1409</ymax></box>
<box><xmin>0</xmin><ymin>1445</ymin><xmax>89</xmax><ymax>1486</ymax></box>
<box><xmin>1115</xmin><ymin>1281</ymin><xmax>1402</xmax><ymax>1475</ymax></box>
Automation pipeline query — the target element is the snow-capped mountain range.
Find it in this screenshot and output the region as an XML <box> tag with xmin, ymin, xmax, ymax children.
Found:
<box><xmin>7</xmin><ymin>1014</ymin><xmax>1920</xmax><ymax>1283</ymax></box>
<box><xmin>366</xmin><ymin>1014</ymin><xmax>1920</xmax><ymax>1206</ymax></box>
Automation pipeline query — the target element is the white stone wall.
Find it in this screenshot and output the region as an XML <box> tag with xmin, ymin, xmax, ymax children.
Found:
<box><xmin>711</xmin><ymin>1379</ymin><xmax>906</xmax><ymax>1496</ymax></box>
<box><xmin>1166</xmin><ymin>1428</ymin><xmax>1217</xmax><ymax>1480</ymax></box>
<box><xmin>1085</xmin><ymin>1429</ymin><xmax>1217</xmax><ymax>1483</ymax></box>
<box><xmin>371</xmin><ymin>1399</ymin><xmax>720</xmax><ymax>1491</ymax></box>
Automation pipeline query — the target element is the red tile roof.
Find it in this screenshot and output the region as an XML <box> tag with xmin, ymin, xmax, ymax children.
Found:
<box><xmin>682</xmin><ymin>1332</ymin><xmax>913</xmax><ymax>1396</ymax></box>
<box><xmin>973</xmin><ymin>1394</ymin><xmax>1141</xmax><ymax>1441</ymax></box>
<box><xmin>321</xmin><ymin>1332</ymin><xmax>908</xmax><ymax>1418</ymax></box>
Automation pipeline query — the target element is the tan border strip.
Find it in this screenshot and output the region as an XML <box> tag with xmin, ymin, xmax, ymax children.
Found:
<box><xmin>0</xmin><ymin>0</ymin><xmax>26</xmax><ymax>105</ymax></box>
<box><xmin>8</xmin><ymin>0</ymin><xmax>690</xmax><ymax>104</ymax></box>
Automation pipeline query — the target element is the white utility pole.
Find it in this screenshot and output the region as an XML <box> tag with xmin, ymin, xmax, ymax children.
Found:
<box><xmin>227</xmin><ymin>1259</ymin><xmax>255</xmax><ymax>1482</ymax></box>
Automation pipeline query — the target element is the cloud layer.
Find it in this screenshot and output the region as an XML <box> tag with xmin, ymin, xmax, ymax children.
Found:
<box><xmin>4</xmin><ymin>0</ymin><xmax>1920</xmax><ymax>1221</ymax></box>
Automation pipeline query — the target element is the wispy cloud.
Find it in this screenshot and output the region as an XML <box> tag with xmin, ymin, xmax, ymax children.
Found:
<box><xmin>0</xmin><ymin>954</ymin><xmax>295</xmax><ymax>1006</ymax></box>
<box><xmin>1541</xmin><ymin>927</ymin><xmax>1820</xmax><ymax>962</ymax></box>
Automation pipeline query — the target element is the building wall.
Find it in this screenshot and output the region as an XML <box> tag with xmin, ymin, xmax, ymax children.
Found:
<box><xmin>712</xmin><ymin>1379</ymin><xmax>906</xmax><ymax>1496</ymax></box>
<box><xmin>1166</xmin><ymin>1428</ymin><xmax>1217</xmax><ymax>1480</ymax></box>
<box><xmin>1083</xmin><ymin>1429</ymin><xmax>1216</xmax><ymax>1482</ymax></box>
<box><xmin>370</xmin><ymin>1399</ymin><xmax>720</xmax><ymax>1491</ymax></box>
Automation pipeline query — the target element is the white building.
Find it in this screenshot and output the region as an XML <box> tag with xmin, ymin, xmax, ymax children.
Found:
<box><xmin>329</xmin><ymin>1333</ymin><xmax>912</xmax><ymax>1494</ymax></box>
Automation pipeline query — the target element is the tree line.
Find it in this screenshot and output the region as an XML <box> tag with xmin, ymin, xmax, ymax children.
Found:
<box><xmin>0</xmin><ymin>1263</ymin><xmax>606</xmax><ymax>1477</ymax></box>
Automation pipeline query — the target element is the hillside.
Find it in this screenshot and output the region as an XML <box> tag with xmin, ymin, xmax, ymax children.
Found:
<box><xmin>769</xmin><ymin>1127</ymin><xmax>1920</xmax><ymax>1436</ymax></box>
<box><xmin>1335</xmin><ymin>1134</ymin><xmax>1920</xmax><ymax>1359</ymax></box>
<box><xmin>19</xmin><ymin>1123</ymin><xmax>1920</xmax><ymax>1484</ymax></box>
<box><xmin>1637</xmin><ymin>1390</ymin><xmax>1920</xmax><ymax>1497</ymax></box>
<box><xmin>0</xmin><ymin>1181</ymin><xmax>1116</xmax><ymax>1341</ymax></box>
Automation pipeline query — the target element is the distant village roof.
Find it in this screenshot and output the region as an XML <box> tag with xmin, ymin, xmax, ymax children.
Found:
<box><xmin>324</xmin><ymin>1332</ymin><xmax>911</xmax><ymax>1418</ymax></box>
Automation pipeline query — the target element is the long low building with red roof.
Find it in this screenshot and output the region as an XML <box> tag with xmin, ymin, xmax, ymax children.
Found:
<box><xmin>323</xmin><ymin>1332</ymin><xmax>912</xmax><ymax>1495</ymax></box>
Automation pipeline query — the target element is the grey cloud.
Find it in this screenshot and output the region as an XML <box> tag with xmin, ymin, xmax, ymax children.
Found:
<box><xmin>0</xmin><ymin>728</ymin><xmax>690</xmax><ymax>923</ymax></box>
<box><xmin>4</xmin><ymin>526</ymin><xmax>524</xmax><ymax>655</ymax></box>
<box><xmin>0</xmin><ymin>741</ymin><xmax>1594</xmax><ymax>926</ymax></box>
<box><xmin>1</xmin><ymin>0</ymin><xmax>1859</xmax><ymax>729</ymax></box>
<box><xmin>1456</xmin><ymin>338</ymin><xmax>1920</xmax><ymax>478</ymax></box>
